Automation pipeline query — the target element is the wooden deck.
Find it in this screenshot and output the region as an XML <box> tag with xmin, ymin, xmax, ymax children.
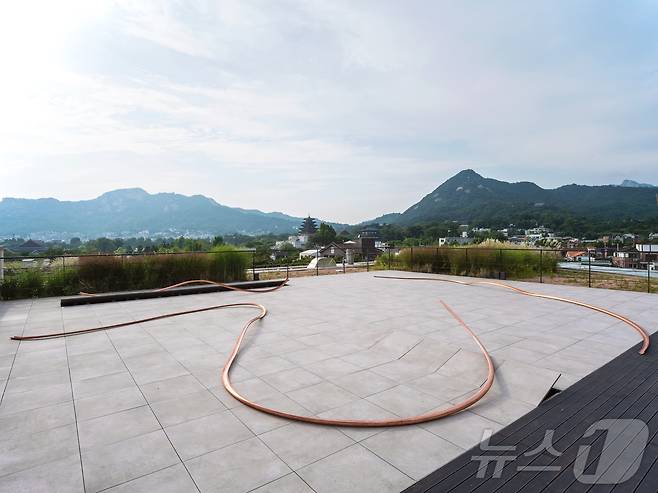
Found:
<box><xmin>404</xmin><ymin>340</ymin><xmax>658</xmax><ymax>493</ymax></box>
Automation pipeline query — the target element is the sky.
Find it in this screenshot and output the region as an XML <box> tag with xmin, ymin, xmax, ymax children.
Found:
<box><xmin>1</xmin><ymin>0</ymin><xmax>657</xmax><ymax>224</ymax></box>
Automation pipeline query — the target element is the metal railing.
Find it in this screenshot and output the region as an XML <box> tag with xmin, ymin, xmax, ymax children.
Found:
<box><xmin>389</xmin><ymin>245</ymin><xmax>656</xmax><ymax>294</ymax></box>
<box><xmin>0</xmin><ymin>244</ymin><xmax>655</xmax><ymax>299</ymax></box>
<box><xmin>0</xmin><ymin>247</ymin><xmax>378</xmax><ymax>299</ymax></box>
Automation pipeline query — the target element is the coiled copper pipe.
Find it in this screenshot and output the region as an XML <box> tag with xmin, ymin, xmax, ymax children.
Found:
<box><xmin>375</xmin><ymin>275</ymin><xmax>651</xmax><ymax>355</ymax></box>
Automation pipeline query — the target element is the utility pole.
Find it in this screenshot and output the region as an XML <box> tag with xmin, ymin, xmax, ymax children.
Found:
<box><xmin>0</xmin><ymin>246</ymin><xmax>4</xmax><ymax>282</ymax></box>
<box><xmin>649</xmin><ymin>244</ymin><xmax>653</xmax><ymax>294</ymax></box>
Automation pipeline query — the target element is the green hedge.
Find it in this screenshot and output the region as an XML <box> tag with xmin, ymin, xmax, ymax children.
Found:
<box><xmin>0</xmin><ymin>247</ymin><xmax>249</xmax><ymax>300</ymax></box>
<box><xmin>377</xmin><ymin>246</ymin><xmax>557</xmax><ymax>279</ymax></box>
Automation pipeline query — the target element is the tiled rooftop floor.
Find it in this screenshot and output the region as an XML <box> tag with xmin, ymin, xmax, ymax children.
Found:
<box><xmin>0</xmin><ymin>271</ymin><xmax>655</xmax><ymax>492</ymax></box>
<box><xmin>404</xmin><ymin>341</ymin><xmax>658</xmax><ymax>493</ymax></box>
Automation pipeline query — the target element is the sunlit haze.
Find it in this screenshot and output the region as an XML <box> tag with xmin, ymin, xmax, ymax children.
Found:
<box><xmin>1</xmin><ymin>1</ymin><xmax>657</xmax><ymax>223</ymax></box>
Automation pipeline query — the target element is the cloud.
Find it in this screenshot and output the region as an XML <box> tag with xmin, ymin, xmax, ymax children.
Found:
<box><xmin>1</xmin><ymin>0</ymin><xmax>657</xmax><ymax>223</ymax></box>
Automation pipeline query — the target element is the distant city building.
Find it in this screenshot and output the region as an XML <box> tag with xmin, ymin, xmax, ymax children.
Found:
<box><xmin>316</xmin><ymin>242</ymin><xmax>348</xmax><ymax>261</ymax></box>
<box><xmin>299</xmin><ymin>248</ymin><xmax>319</xmax><ymax>259</ymax></box>
<box><xmin>271</xmin><ymin>215</ymin><xmax>320</xmax><ymax>252</ymax></box>
<box><xmin>298</xmin><ymin>216</ymin><xmax>318</xmax><ymax>235</ymax></box>
<box><xmin>16</xmin><ymin>239</ymin><xmax>47</xmax><ymax>254</ymax></box>
<box><xmin>524</xmin><ymin>226</ymin><xmax>552</xmax><ymax>235</ymax></box>
<box><xmin>565</xmin><ymin>251</ymin><xmax>588</xmax><ymax>262</ymax></box>
<box><xmin>439</xmin><ymin>237</ymin><xmax>474</xmax><ymax>246</ymax></box>
<box><xmin>635</xmin><ymin>244</ymin><xmax>657</xmax><ymax>270</ymax></box>
<box><xmin>274</xmin><ymin>234</ymin><xmax>310</xmax><ymax>250</ymax></box>
<box><xmin>356</xmin><ymin>228</ymin><xmax>380</xmax><ymax>260</ymax></box>
<box><xmin>301</xmin><ymin>229</ymin><xmax>383</xmax><ymax>263</ymax></box>
<box><xmin>612</xmin><ymin>250</ymin><xmax>640</xmax><ymax>269</ymax></box>
<box><xmin>524</xmin><ymin>226</ymin><xmax>555</xmax><ymax>243</ymax></box>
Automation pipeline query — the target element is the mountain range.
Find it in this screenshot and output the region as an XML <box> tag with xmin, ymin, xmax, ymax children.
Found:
<box><xmin>0</xmin><ymin>188</ymin><xmax>309</xmax><ymax>238</ymax></box>
<box><xmin>619</xmin><ymin>179</ymin><xmax>656</xmax><ymax>188</ymax></box>
<box><xmin>372</xmin><ymin>170</ymin><xmax>658</xmax><ymax>228</ymax></box>
<box><xmin>1</xmin><ymin>171</ymin><xmax>656</xmax><ymax>238</ymax></box>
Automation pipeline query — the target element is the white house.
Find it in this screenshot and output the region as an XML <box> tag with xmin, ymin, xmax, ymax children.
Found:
<box><xmin>275</xmin><ymin>234</ymin><xmax>310</xmax><ymax>250</ymax></box>
<box><xmin>439</xmin><ymin>237</ymin><xmax>473</xmax><ymax>246</ymax></box>
<box><xmin>525</xmin><ymin>226</ymin><xmax>553</xmax><ymax>236</ymax></box>
<box><xmin>299</xmin><ymin>249</ymin><xmax>319</xmax><ymax>259</ymax></box>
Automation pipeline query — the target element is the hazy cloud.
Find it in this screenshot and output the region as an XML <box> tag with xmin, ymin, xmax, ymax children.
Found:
<box><xmin>1</xmin><ymin>0</ymin><xmax>657</xmax><ymax>223</ymax></box>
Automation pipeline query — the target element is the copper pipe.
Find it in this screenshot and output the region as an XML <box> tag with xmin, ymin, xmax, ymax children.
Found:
<box><xmin>13</xmin><ymin>279</ymin><xmax>289</xmax><ymax>341</ymax></box>
<box><xmin>375</xmin><ymin>275</ymin><xmax>651</xmax><ymax>355</ymax></box>
<box><xmin>9</xmin><ymin>278</ymin><xmax>496</xmax><ymax>427</ymax></box>
<box><xmin>79</xmin><ymin>277</ymin><xmax>289</xmax><ymax>296</ymax></box>
<box><xmin>9</xmin><ymin>274</ymin><xmax>649</xmax><ymax>427</ymax></box>
<box><xmin>220</xmin><ymin>298</ymin><xmax>495</xmax><ymax>427</ymax></box>
<box><xmin>11</xmin><ymin>302</ymin><xmax>266</xmax><ymax>341</ymax></box>
<box><xmin>10</xmin><ymin>273</ymin><xmax>649</xmax><ymax>428</ymax></box>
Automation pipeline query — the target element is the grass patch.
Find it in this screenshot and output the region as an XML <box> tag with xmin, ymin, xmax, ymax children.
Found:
<box><xmin>0</xmin><ymin>247</ymin><xmax>250</xmax><ymax>300</ymax></box>
<box><xmin>377</xmin><ymin>245</ymin><xmax>558</xmax><ymax>280</ymax></box>
<box><xmin>550</xmin><ymin>268</ymin><xmax>656</xmax><ymax>293</ymax></box>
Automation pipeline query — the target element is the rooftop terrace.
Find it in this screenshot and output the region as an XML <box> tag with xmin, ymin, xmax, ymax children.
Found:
<box><xmin>0</xmin><ymin>272</ymin><xmax>655</xmax><ymax>492</ymax></box>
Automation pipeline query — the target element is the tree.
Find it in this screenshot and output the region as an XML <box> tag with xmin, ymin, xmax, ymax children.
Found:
<box><xmin>183</xmin><ymin>238</ymin><xmax>206</xmax><ymax>251</ymax></box>
<box><xmin>311</xmin><ymin>223</ymin><xmax>337</xmax><ymax>246</ymax></box>
<box><xmin>92</xmin><ymin>237</ymin><xmax>118</xmax><ymax>253</ymax></box>
<box><xmin>212</xmin><ymin>235</ymin><xmax>224</xmax><ymax>246</ymax></box>
<box><xmin>276</xmin><ymin>242</ymin><xmax>296</xmax><ymax>254</ymax></box>
<box><xmin>408</xmin><ymin>225</ymin><xmax>424</xmax><ymax>238</ymax></box>
<box><xmin>45</xmin><ymin>246</ymin><xmax>65</xmax><ymax>257</ymax></box>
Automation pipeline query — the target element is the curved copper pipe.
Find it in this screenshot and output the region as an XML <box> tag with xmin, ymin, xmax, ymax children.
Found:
<box><xmin>80</xmin><ymin>276</ymin><xmax>289</xmax><ymax>296</ymax></box>
<box><xmin>11</xmin><ymin>303</ymin><xmax>265</xmax><ymax>341</ymax></box>
<box><xmin>13</xmin><ymin>279</ymin><xmax>289</xmax><ymax>341</ymax></box>
<box><xmin>10</xmin><ymin>273</ymin><xmax>650</xmax><ymax>428</ymax></box>
<box><xmin>375</xmin><ymin>275</ymin><xmax>651</xmax><ymax>355</ymax></box>
<box><xmin>10</xmin><ymin>278</ymin><xmax>496</xmax><ymax>427</ymax></box>
<box><xmin>220</xmin><ymin>298</ymin><xmax>495</xmax><ymax>427</ymax></box>
<box><xmin>11</xmin><ymin>273</ymin><xmax>649</xmax><ymax>428</ymax></box>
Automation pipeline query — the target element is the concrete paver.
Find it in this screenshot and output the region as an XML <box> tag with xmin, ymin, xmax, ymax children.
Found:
<box><xmin>0</xmin><ymin>271</ymin><xmax>655</xmax><ymax>492</ymax></box>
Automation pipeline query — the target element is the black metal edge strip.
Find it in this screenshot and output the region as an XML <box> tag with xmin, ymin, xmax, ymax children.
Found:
<box><xmin>60</xmin><ymin>279</ymin><xmax>286</xmax><ymax>306</ymax></box>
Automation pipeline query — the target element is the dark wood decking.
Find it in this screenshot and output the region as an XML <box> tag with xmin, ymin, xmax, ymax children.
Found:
<box><xmin>404</xmin><ymin>340</ymin><xmax>658</xmax><ymax>493</ymax></box>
